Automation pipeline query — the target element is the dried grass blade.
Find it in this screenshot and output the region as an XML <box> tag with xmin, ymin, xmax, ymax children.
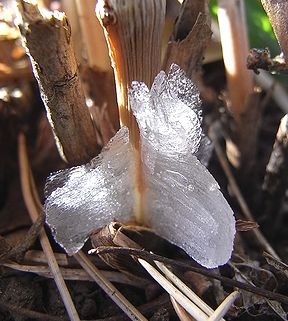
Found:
<box><xmin>17</xmin><ymin>133</ymin><xmax>81</xmax><ymax>321</ymax></box>
<box><xmin>138</xmin><ymin>259</ymin><xmax>208</xmax><ymax>321</ymax></box>
<box><xmin>74</xmin><ymin>251</ymin><xmax>148</xmax><ymax>321</ymax></box>
<box><xmin>207</xmin><ymin>291</ymin><xmax>239</xmax><ymax>321</ymax></box>
<box><xmin>155</xmin><ymin>261</ymin><xmax>224</xmax><ymax>321</ymax></box>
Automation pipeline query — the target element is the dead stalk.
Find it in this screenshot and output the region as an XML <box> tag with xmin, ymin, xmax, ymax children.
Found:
<box><xmin>96</xmin><ymin>0</ymin><xmax>165</xmax><ymax>224</ymax></box>
<box><xmin>98</xmin><ymin>246</ymin><xmax>288</xmax><ymax>305</ymax></box>
<box><xmin>138</xmin><ymin>259</ymin><xmax>208</xmax><ymax>321</ymax></box>
<box><xmin>262</xmin><ymin>114</ymin><xmax>288</xmax><ymax>226</ymax></box>
<box><xmin>155</xmin><ymin>261</ymin><xmax>224</xmax><ymax>320</ymax></box>
<box><xmin>74</xmin><ymin>0</ymin><xmax>119</xmax><ymax>144</ymax></box>
<box><xmin>218</xmin><ymin>0</ymin><xmax>260</xmax><ymax>171</ymax></box>
<box><xmin>209</xmin><ymin>124</ymin><xmax>280</xmax><ymax>259</ymax></box>
<box><xmin>218</xmin><ymin>0</ymin><xmax>253</xmax><ymax>116</ymax></box>
<box><xmin>60</xmin><ymin>0</ymin><xmax>82</xmax><ymax>62</ymax></box>
<box><xmin>2</xmin><ymin>262</ymin><xmax>149</xmax><ymax>288</ymax></box>
<box><xmin>75</xmin><ymin>0</ymin><xmax>110</xmax><ymax>70</ymax></box>
<box><xmin>207</xmin><ymin>291</ymin><xmax>239</xmax><ymax>321</ymax></box>
<box><xmin>261</xmin><ymin>0</ymin><xmax>288</xmax><ymax>61</ymax></box>
<box><xmin>17</xmin><ymin>133</ymin><xmax>81</xmax><ymax>321</ymax></box>
<box><xmin>163</xmin><ymin>0</ymin><xmax>211</xmax><ymax>81</ymax></box>
<box><xmin>170</xmin><ymin>297</ymin><xmax>195</xmax><ymax>321</ymax></box>
<box><xmin>74</xmin><ymin>251</ymin><xmax>148</xmax><ymax>321</ymax></box>
<box><xmin>17</xmin><ymin>0</ymin><xmax>98</xmax><ymax>165</ymax></box>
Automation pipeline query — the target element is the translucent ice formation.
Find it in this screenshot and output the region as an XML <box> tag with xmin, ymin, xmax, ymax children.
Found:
<box><xmin>45</xmin><ymin>64</ymin><xmax>235</xmax><ymax>268</ymax></box>
<box><xmin>130</xmin><ymin>65</ymin><xmax>235</xmax><ymax>268</ymax></box>
<box><xmin>45</xmin><ymin>127</ymin><xmax>134</xmax><ymax>255</ymax></box>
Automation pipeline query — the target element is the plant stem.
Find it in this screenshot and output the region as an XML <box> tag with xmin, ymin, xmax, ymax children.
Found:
<box><xmin>218</xmin><ymin>0</ymin><xmax>253</xmax><ymax>117</ymax></box>
<box><xmin>261</xmin><ymin>0</ymin><xmax>288</xmax><ymax>61</ymax></box>
<box><xmin>75</xmin><ymin>0</ymin><xmax>111</xmax><ymax>70</ymax></box>
<box><xmin>163</xmin><ymin>0</ymin><xmax>211</xmax><ymax>81</ymax></box>
<box><xmin>262</xmin><ymin>114</ymin><xmax>288</xmax><ymax>230</ymax></box>
<box><xmin>74</xmin><ymin>251</ymin><xmax>148</xmax><ymax>321</ymax></box>
<box><xmin>18</xmin><ymin>133</ymin><xmax>80</xmax><ymax>321</ymax></box>
<box><xmin>17</xmin><ymin>0</ymin><xmax>98</xmax><ymax>166</ymax></box>
<box><xmin>217</xmin><ymin>0</ymin><xmax>261</xmax><ymax>172</ymax></box>
<box><xmin>96</xmin><ymin>0</ymin><xmax>165</xmax><ymax>224</ymax></box>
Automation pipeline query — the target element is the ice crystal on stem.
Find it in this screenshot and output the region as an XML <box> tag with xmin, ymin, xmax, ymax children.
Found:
<box><xmin>45</xmin><ymin>64</ymin><xmax>235</xmax><ymax>268</ymax></box>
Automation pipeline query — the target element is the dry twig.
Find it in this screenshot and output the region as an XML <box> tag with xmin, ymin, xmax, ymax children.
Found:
<box><xmin>17</xmin><ymin>0</ymin><xmax>98</xmax><ymax>165</ymax></box>
<box><xmin>217</xmin><ymin>0</ymin><xmax>261</xmax><ymax>172</ymax></box>
<box><xmin>261</xmin><ymin>0</ymin><xmax>288</xmax><ymax>61</ymax></box>
<box><xmin>97</xmin><ymin>247</ymin><xmax>288</xmax><ymax>305</ymax></box>
<box><xmin>262</xmin><ymin>114</ymin><xmax>288</xmax><ymax>225</ymax></box>
<box><xmin>74</xmin><ymin>250</ymin><xmax>148</xmax><ymax>321</ymax></box>
<box><xmin>209</xmin><ymin>124</ymin><xmax>280</xmax><ymax>259</ymax></box>
<box><xmin>18</xmin><ymin>132</ymin><xmax>81</xmax><ymax>321</ymax></box>
<box><xmin>138</xmin><ymin>258</ymin><xmax>208</xmax><ymax>321</ymax></box>
<box><xmin>2</xmin><ymin>261</ymin><xmax>150</xmax><ymax>288</ymax></box>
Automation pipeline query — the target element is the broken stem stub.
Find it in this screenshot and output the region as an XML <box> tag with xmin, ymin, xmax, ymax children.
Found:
<box><xmin>96</xmin><ymin>0</ymin><xmax>166</xmax><ymax>223</ymax></box>
<box><xmin>17</xmin><ymin>0</ymin><xmax>98</xmax><ymax>166</ymax></box>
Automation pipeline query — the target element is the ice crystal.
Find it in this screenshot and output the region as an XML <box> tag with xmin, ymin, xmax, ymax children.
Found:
<box><xmin>45</xmin><ymin>64</ymin><xmax>235</xmax><ymax>268</ymax></box>
<box><xmin>130</xmin><ymin>65</ymin><xmax>235</xmax><ymax>268</ymax></box>
<box><xmin>45</xmin><ymin>127</ymin><xmax>134</xmax><ymax>255</ymax></box>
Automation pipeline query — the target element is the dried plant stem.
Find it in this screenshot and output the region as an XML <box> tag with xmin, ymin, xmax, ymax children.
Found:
<box><xmin>255</xmin><ymin>70</ymin><xmax>288</xmax><ymax>113</ymax></box>
<box><xmin>209</xmin><ymin>125</ymin><xmax>280</xmax><ymax>259</ymax></box>
<box><xmin>170</xmin><ymin>297</ymin><xmax>195</xmax><ymax>321</ymax></box>
<box><xmin>163</xmin><ymin>0</ymin><xmax>211</xmax><ymax>81</ymax></box>
<box><xmin>218</xmin><ymin>0</ymin><xmax>253</xmax><ymax>116</ymax></box>
<box><xmin>17</xmin><ymin>0</ymin><xmax>98</xmax><ymax>166</ymax></box>
<box><xmin>155</xmin><ymin>261</ymin><xmax>224</xmax><ymax>321</ymax></box>
<box><xmin>74</xmin><ymin>251</ymin><xmax>148</xmax><ymax>321</ymax></box>
<box><xmin>96</xmin><ymin>0</ymin><xmax>165</xmax><ymax>223</ymax></box>
<box><xmin>207</xmin><ymin>291</ymin><xmax>239</xmax><ymax>321</ymax></box>
<box><xmin>262</xmin><ymin>114</ymin><xmax>288</xmax><ymax>225</ymax></box>
<box><xmin>75</xmin><ymin>0</ymin><xmax>110</xmax><ymax>70</ymax></box>
<box><xmin>261</xmin><ymin>0</ymin><xmax>288</xmax><ymax>61</ymax></box>
<box><xmin>17</xmin><ymin>133</ymin><xmax>80</xmax><ymax>321</ymax></box>
<box><xmin>60</xmin><ymin>0</ymin><xmax>82</xmax><ymax>62</ymax></box>
<box><xmin>24</xmin><ymin>250</ymin><xmax>69</xmax><ymax>266</ymax></box>
<box><xmin>138</xmin><ymin>259</ymin><xmax>208</xmax><ymax>321</ymax></box>
<box><xmin>218</xmin><ymin>0</ymin><xmax>259</xmax><ymax>170</ymax></box>
<box><xmin>98</xmin><ymin>247</ymin><xmax>288</xmax><ymax>305</ymax></box>
<box><xmin>2</xmin><ymin>262</ymin><xmax>149</xmax><ymax>288</ymax></box>
<box><xmin>155</xmin><ymin>261</ymin><xmax>235</xmax><ymax>321</ymax></box>
<box><xmin>74</xmin><ymin>0</ymin><xmax>119</xmax><ymax>143</ymax></box>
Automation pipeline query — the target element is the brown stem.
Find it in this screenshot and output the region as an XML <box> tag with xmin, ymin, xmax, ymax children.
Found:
<box><xmin>261</xmin><ymin>0</ymin><xmax>288</xmax><ymax>61</ymax></box>
<box><xmin>163</xmin><ymin>0</ymin><xmax>212</xmax><ymax>81</ymax></box>
<box><xmin>218</xmin><ymin>0</ymin><xmax>261</xmax><ymax>173</ymax></box>
<box><xmin>218</xmin><ymin>0</ymin><xmax>254</xmax><ymax>116</ymax></box>
<box><xmin>17</xmin><ymin>0</ymin><xmax>98</xmax><ymax>166</ymax></box>
<box><xmin>97</xmin><ymin>247</ymin><xmax>288</xmax><ymax>305</ymax></box>
<box><xmin>61</xmin><ymin>0</ymin><xmax>82</xmax><ymax>62</ymax></box>
<box><xmin>261</xmin><ymin>114</ymin><xmax>288</xmax><ymax>228</ymax></box>
<box><xmin>75</xmin><ymin>0</ymin><xmax>111</xmax><ymax>70</ymax></box>
<box><xmin>96</xmin><ymin>0</ymin><xmax>165</xmax><ymax>223</ymax></box>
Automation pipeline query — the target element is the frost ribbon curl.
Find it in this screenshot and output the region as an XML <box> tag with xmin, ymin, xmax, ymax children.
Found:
<box><xmin>45</xmin><ymin>64</ymin><xmax>235</xmax><ymax>269</ymax></box>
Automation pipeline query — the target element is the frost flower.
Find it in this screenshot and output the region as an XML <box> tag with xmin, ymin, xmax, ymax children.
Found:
<box><xmin>45</xmin><ymin>64</ymin><xmax>235</xmax><ymax>269</ymax></box>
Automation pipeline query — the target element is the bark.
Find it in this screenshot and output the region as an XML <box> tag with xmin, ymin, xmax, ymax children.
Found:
<box><xmin>262</xmin><ymin>114</ymin><xmax>288</xmax><ymax>220</ymax></box>
<box><xmin>17</xmin><ymin>1</ymin><xmax>98</xmax><ymax>166</ymax></box>
<box><xmin>261</xmin><ymin>0</ymin><xmax>288</xmax><ymax>61</ymax></box>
